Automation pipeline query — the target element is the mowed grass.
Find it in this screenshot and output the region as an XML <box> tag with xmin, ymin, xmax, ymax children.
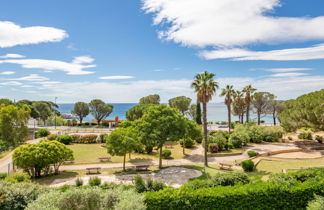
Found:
<box><xmin>256</xmin><ymin>157</ymin><xmax>324</xmax><ymax>173</ymax></box>
<box><xmin>67</xmin><ymin>143</ymin><xmax>195</xmax><ymax>164</ymax></box>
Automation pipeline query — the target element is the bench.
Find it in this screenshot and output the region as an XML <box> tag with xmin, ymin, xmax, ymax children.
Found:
<box><xmin>63</xmin><ymin>160</ymin><xmax>74</xmax><ymax>164</ymax></box>
<box><xmin>98</xmin><ymin>157</ymin><xmax>111</xmax><ymax>162</ymax></box>
<box><xmin>135</xmin><ymin>165</ymin><xmax>150</xmax><ymax>171</ymax></box>
<box><xmin>164</xmin><ymin>144</ymin><xmax>173</xmax><ymax>149</ymax></box>
<box><xmin>86</xmin><ymin>167</ymin><xmax>101</xmax><ymax>174</ymax></box>
<box><xmin>219</xmin><ymin>163</ymin><xmax>233</xmax><ymax>170</ymax></box>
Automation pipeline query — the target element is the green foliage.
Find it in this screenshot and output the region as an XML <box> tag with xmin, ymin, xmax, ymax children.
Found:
<box><xmin>88</xmin><ymin>176</ymin><xmax>101</xmax><ymax>186</ymax></box>
<box><xmin>13</xmin><ymin>140</ymin><xmax>73</xmax><ymax>177</ymax></box>
<box><xmin>56</xmin><ymin>135</ymin><xmax>73</xmax><ymax>145</ymax></box>
<box><xmin>208</xmin><ymin>143</ymin><xmax>218</xmax><ymax>153</ymax></box>
<box><xmin>179</xmin><ymin>138</ymin><xmax>195</xmax><ymax>148</ymax></box>
<box><xmin>184</xmin><ymin>119</ymin><xmax>202</xmax><ymax>144</ymax></box>
<box><xmin>307</xmin><ymin>195</ymin><xmax>324</xmax><ymax>210</ymax></box>
<box><xmin>298</xmin><ymin>131</ymin><xmax>313</xmax><ymax>140</ymax></box>
<box><xmin>145</xmin><ymin>179</ymin><xmax>324</xmax><ymax>210</ymax></box>
<box><xmin>0</xmin><ymin>181</ymin><xmax>46</xmax><ymax>210</ymax></box>
<box><xmin>135</xmin><ymin>175</ymin><xmax>165</xmax><ymax>193</ymax></box>
<box><xmin>126</xmin><ymin>104</ymin><xmax>155</xmax><ymax>121</ymax></box>
<box><xmin>0</xmin><ymin>173</ymin><xmax>7</xmax><ymax>180</ymax></box>
<box><xmin>45</xmin><ymin>116</ymin><xmax>67</xmax><ymax>126</ymax></box>
<box><xmin>252</xmin><ymin>92</ymin><xmax>275</xmax><ymax>125</ymax></box>
<box><xmin>47</xmin><ymin>134</ymin><xmax>58</xmax><ymax>140</ymax></box>
<box><xmin>241</xmin><ymin>160</ymin><xmax>254</xmax><ymax>172</ymax></box>
<box><xmin>5</xmin><ymin>172</ymin><xmax>31</xmax><ymax>183</ymax></box>
<box><xmin>75</xmin><ymin>178</ymin><xmax>83</xmax><ymax>186</ymax></box>
<box><xmin>315</xmin><ymin>135</ymin><xmax>323</xmax><ymax>143</ymax></box>
<box><xmin>33</xmin><ymin>102</ymin><xmax>53</xmax><ymax>125</ymax></box>
<box><xmin>195</xmin><ymin>102</ymin><xmax>202</xmax><ymax>125</ymax></box>
<box><xmin>0</xmin><ymin>104</ymin><xmax>30</xmax><ymax>147</ymax></box>
<box><xmin>247</xmin><ymin>150</ymin><xmax>258</xmax><ymax>157</ymax></box>
<box><xmin>168</xmin><ymin>96</ymin><xmax>191</xmax><ymax>115</ymax></box>
<box><xmin>26</xmin><ymin>187</ymin><xmax>146</xmax><ymax>210</ymax></box>
<box><xmin>37</xmin><ymin>128</ymin><xmax>50</xmax><ymax>137</ymax></box>
<box><xmin>139</xmin><ymin>94</ymin><xmax>160</xmax><ymax>104</ymax></box>
<box><xmin>72</xmin><ymin>102</ymin><xmax>89</xmax><ymax>123</ymax></box>
<box><xmin>162</xmin><ymin>150</ymin><xmax>172</xmax><ymax>159</ymax></box>
<box><xmin>135</xmin><ymin>175</ymin><xmax>146</xmax><ymax>193</ymax></box>
<box><xmin>278</xmin><ymin>89</ymin><xmax>324</xmax><ymax>132</ymax></box>
<box><xmin>89</xmin><ymin>99</ymin><xmax>113</xmax><ymax>124</ymax></box>
<box><xmin>71</xmin><ymin>134</ymin><xmax>98</xmax><ymax>144</ymax></box>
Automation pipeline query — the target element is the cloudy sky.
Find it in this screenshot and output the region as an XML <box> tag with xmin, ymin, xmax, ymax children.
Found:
<box><xmin>0</xmin><ymin>0</ymin><xmax>323</xmax><ymax>103</ymax></box>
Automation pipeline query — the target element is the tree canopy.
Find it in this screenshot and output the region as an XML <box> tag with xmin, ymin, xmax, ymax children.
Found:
<box><xmin>72</xmin><ymin>102</ymin><xmax>89</xmax><ymax>123</ymax></box>
<box><xmin>89</xmin><ymin>99</ymin><xmax>113</xmax><ymax>125</ymax></box>
<box><xmin>139</xmin><ymin>94</ymin><xmax>160</xmax><ymax>104</ymax></box>
<box><xmin>168</xmin><ymin>96</ymin><xmax>192</xmax><ymax>115</ymax></box>
<box><xmin>126</xmin><ymin>104</ymin><xmax>154</xmax><ymax>121</ymax></box>
<box><xmin>252</xmin><ymin>92</ymin><xmax>275</xmax><ymax>125</ymax></box>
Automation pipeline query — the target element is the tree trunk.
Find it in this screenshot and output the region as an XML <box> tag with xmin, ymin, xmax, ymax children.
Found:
<box><xmin>97</xmin><ymin>120</ymin><xmax>101</xmax><ymax>125</ymax></box>
<box><xmin>246</xmin><ymin>103</ymin><xmax>250</xmax><ymax>123</ymax></box>
<box><xmin>257</xmin><ymin>111</ymin><xmax>261</xmax><ymax>125</ymax></box>
<box><xmin>273</xmin><ymin>112</ymin><xmax>276</xmax><ymax>125</ymax></box>
<box><xmin>129</xmin><ymin>152</ymin><xmax>131</xmax><ymax>159</ymax></box>
<box><xmin>159</xmin><ymin>147</ymin><xmax>162</xmax><ymax>169</ymax></box>
<box><xmin>202</xmin><ymin>102</ymin><xmax>208</xmax><ymax>167</ymax></box>
<box><xmin>183</xmin><ymin>145</ymin><xmax>185</xmax><ymax>155</ymax></box>
<box><xmin>227</xmin><ymin>104</ymin><xmax>231</xmax><ymax>132</ymax></box>
<box><xmin>123</xmin><ymin>154</ymin><xmax>126</xmax><ymax>171</ymax></box>
<box><xmin>80</xmin><ymin>117</ymin><xmax>83</xmax><ymax>124</ymax></box>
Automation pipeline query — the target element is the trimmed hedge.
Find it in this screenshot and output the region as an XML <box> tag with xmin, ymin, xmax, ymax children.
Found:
<box><xmin>71</xmin><ymin>134</ymin><xmax>98</xmax><ymax>144</ymax></box>
<box><xmin>145</xmin><ymin>180</ymin><xmax>324</xmax><ymax>210</ymax></box>
<box><xmin>56</xmin><ymin>135</ymin><xmax>73</xmax><ymax>145</ymax></box>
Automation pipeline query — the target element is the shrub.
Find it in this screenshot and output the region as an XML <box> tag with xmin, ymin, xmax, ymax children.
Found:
<box><xmin>298</xmin><ymin>132</ymin><xmax>313</xmax><ymax>140</ymax></box>
<box><xmin>208</xmin><ymin>143</ymin><xmax>218</xmax><ymax>153</ymax></box>
<box><xmin>135</xmin><ymin>175</ymin><xmax>165</xmax><ymax>193</ymax></box>
<box><xmin>241</xmin><ymin>160</ymin><xmax>254</xmax><ymax>172</ymax></box>
<box><xmin>179</xmin><ymin>138</ymin><xmax>195</xmax><ymax>148</ymax></box>
<box><xmin>91</xmin><ymin>122</ymin><xmax>98</xmax><ymax>126</ymax></box>
<box><xmin>102</xmin><ymin>121</ymin><xmax>110</xmax><ymax>127</ymax></box>
<box><xmin>135</xmin><ymin>175</ymin><xmax>146</xmax><ymax>193</ymax></box>
<box><xmin>315</xmin><ymin>135</ymin><xmax>323</xmax><ymax>143</ymax></box>
<box><xmin>288</xmin><ymin>136</ymin><xmax>293</xmax><ymax>140</ymax></box>
<box><xmin>89</xmin><ymin>176</ymin><xmax>101</xmax><ymax>186</ymax></box>
<box><xmin>71</xmin><ymin>134</ymin><xmax>82</xmax><ymax>143</ymax></box>
<box><xmin>84</xmin><ymin>122</ymin><xmax>90</xmax><ymax>126</ymax></box>
<box><xmin>162</xmin><ymin>150</ymin><xmax>172</xmax><ymax>159</ymax></box>
<box><xmin>209</xmin><ymin>134</ymin><xmax>227</xmax><ymax>151</ymax></box>
<box><xmin>5</xmin><ymin>172</ymin><xmax>31</xmax><ymax>183</ymax></box>
<box><xmin>37</xmin><ymin>129</ymin><xmax>50</xmax><ymax>137</ymax></box>
<box><xmin>75</xmin><ymin>178</ymin><xmax>83</xmax><ymax>186</ymax></box>
<box><xmin>80</xmin><ymin>134</ymin><xmax>98</xmax><ymax>143</ymax></box>
<box><xmin>145</xmin><ymin>180</ymin><xmax>324</xmax><ymax>210</ymax></box>
<box><xmin>268</xmin><ymin>173</ymin><xmax>299</xmax><ymax>187</ymax></box>
<box><xmin>307</xmin><ymin>195</ymin><xmax>324</xmax><ymax>210</ymax></box>
<box><xmin>195</xmin><ymin>136</ymin><xmax>203</xmax><ymax>144</ymax></box>
<box><xmin>47</xmin><ymin>134</ymin><xmax>58</xmax><ymax>140</ymax></box>
<box><xmin>56</xmin><ymin>135</ymin><xmax>73</xmax><ymax>145</ymax></box>
<box><xmin>229</xmin><ymin>132</ymin><xmax>249</xmax><ymax>148</ymax></box>
<box><xmin>247</xmin><ymin>150</ymin><xmax>258</xmax><ymax>157</ymax></box>
<box><xmin>0</xmin><ymin>139</ymin><xmax>9</xmax><ymax>152</ymax></box>
<box><xmin>0</xmin><ymin>173</ymin><xmax>7</xmax><ymax>180</ymax></box>
<box><xmin>99</xmin><ymin>134</ymin><xmax>108</xmax><ymax>143</ymax></box>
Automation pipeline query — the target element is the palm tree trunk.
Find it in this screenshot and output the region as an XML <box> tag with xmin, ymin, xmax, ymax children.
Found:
<box><xmin>246</xmin><ymin>103</ymin><xmax>250</xmax><ymax>123</ymax></box>
<box><xmin>159</xmin><ymin>147</ymin><xmax>162</xmax><ymax>169</ymax></box>
<box><xmin>227</xmin><ymin>104</ymin><xmax>231</xmax><ymax>132</ymax></box>
<box><xmin>202</xmin><ymin>102</ymin><xmax>208</xmax><ymax>167</ymax></box>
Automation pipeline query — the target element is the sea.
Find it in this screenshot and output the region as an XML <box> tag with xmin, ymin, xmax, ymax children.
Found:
<box><xmin>58</xmin><ymin>103</ymin><xmax>275</xmax><ymax>123</ymax></box>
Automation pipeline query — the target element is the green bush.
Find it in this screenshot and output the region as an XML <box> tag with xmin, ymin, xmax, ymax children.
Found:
<box><xmin>298</xmin><ymin>132</ymin><xmax>313</xmax><ymax>140</ymax></box>
<box><xmin>0</xmin><ymin>139</ymin><xmax>9</xmax><ymax>152</ymax></box>
<box><xmin>229</xmin><ymin>132</ymin><xmax>249</xmax><ymax>148</ymax></box>
<box><xmin>72</xmin><ymin>134</ymin><xmax>98</xmax><ymax>143</ymax></box>
<box><xmin>179</xmin><ymin>138</ymin><xmax>195</xmax><ymax>148</ymax></box>
<box><xmin>307</xmin><ymin>195</ymin><xmax>324</xmax><ymax>210</ymax></box>
<box><xmin>102</xmin><ymin>121</ymin><xmax>110</xmax><ymax>127</ymax></box>
<box><xmin>36</xmin><ymin>129</ymin><xmax>50</xmax><ymax>137</ymax></box>
<box><xmin>208</xmin><ymin>143</ymin><xmax>218</xmax><ymax>153</ymax></box>
<box><xmin>75</xmin><ymin>178</ymin><xmax>83</xmax><ymax>186</ymax></box>
<box><xmin>135</xmin><ymin>175</ymin><xmax>165</xmax><ymax>193</ymax></box>
<box><xmin>162</xmin><ymin>150</ymin><xmax>172</xmax><ymax>159</ymax></box>
<box><xmin>315</xmin><ymin>135</ymin><xmax>323</xmax><ymax>143</ymax></box>
<box><xmin>56</xmin><ymin>135</ymin><xmax>73</xmax><ymax>145</ymax></box>
<box><xmin>5</xmin><ymin>172</ymin><xmax>31</xmax><ymax>183</ymax></box>
<box><xmin>135</xmin><ymin>175</ymin><xmax>146</xmax><ymax>193</ymax></box>
<box><xmin>247</xmin><ymin>150</ymin><xmax>258</xmax><ymax>157</ymax></box>
<box><xmin>145</xmin><ymin>180</ymin><xmax>324</xmax><ymax>210</ymax></box>
<box><xmin>89</xmin><ymin>176</ymin><xmax>101</xmax><ymax>186</ymax></box>
<box><xmin>47</xmin><ymin>134</ymin><xmax>58</xmax><ymax>140</ymax></box>
<box><xmin>99</xmin><ymin>133</ymin><xmax>108</xmax><ymax>143</ymax></box>
<box><xmin>241</xmin><ymin>160</ymin><xmax>254</xmax><ymax>172</ymax></box>
<box><xmin>0</xmin><ymin>173</ymin><xmax>7</xmax><ymax>180</ymax></box>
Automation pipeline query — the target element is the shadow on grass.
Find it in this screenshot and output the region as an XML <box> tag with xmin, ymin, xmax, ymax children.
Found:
<box><xmin>34</xmin><ymin>171</ymin><xmax>79</xmax><ymax>185</ymax></box>
<box><xmin>128</xmin><ymin>158</ymin><xmax>154</xmax><ymax>163</ymax></box>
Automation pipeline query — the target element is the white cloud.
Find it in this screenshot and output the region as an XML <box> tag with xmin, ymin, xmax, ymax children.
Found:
<box><xmin>264</xmin><ymin>68</ymin><xmax>312</xmax><ymax>73</ymax></box>
<box><xmin>143</xmin><ymin>0</ymin><xmax>324</xmax><ymax>48</ymax></box>
<box><xmin>0</xmin><ymin>21</ymin><xmax>68</xmax><ymax>48</ymax></box>
<box><xmin>0</xmin><ymin>81</ymin><xmax>22</xmax><ymax>86</ymax></box>
<box><xmin>98</xmin><ymin>76</ymin><xmax>135</xmax><ymax>80</ymax></box>
<box><xmin>200</xmin><ymin>44</ymin><xmax>324</xmax><ymax>60</ymax></box>
<box><xmin>270</xmin><ymin>72</ymin><xmax>308</xmax><ymax>77</ymax></box>
<box><xmin>7</xmin><ymin>74</ymin><xmax>49</xmax><ymax>81</ymax></box>
<box><xmin>153</xmin><ymin>69</ymin><xmax>163</xmax><ymax>72</ymax></box>
<box><xmin>73</xmin><ymin>56</ymin><xmax>94</xmax><ymax>64</ymax></box>
<box><xmin>0</xmin><ymin>53</ymin><xmax>25</xmax><ymax>58</ymax></box>
<box><xmin>0</xmin><ymin>71</ymin><xmax>15</xmax><ymax>75</ymax></box>
<box><xmin>0</xmin><ymin>56</ymin><xmax>96</xmax><ymax>75</ymax></box>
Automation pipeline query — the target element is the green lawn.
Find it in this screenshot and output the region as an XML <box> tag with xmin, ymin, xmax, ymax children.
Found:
<box><xmin>67</xmin><ymin>143</ymin><xmax>195</xmax><ymax>164</ymax></box>
<box><xmin>256</xmin><ymin>157</ymin><xmax>324</xmax><ymax>173</ymax></box>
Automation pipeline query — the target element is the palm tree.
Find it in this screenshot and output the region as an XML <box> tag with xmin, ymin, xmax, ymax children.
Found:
<box><xmin>232</xmin><ymin>90</ymin><xmax>245</xmax><ymax>123</ymax></box>
<box><xmin>191</xmin><ymin>71</ymin><xmax>219</xmax><ymax>167</ymax></box>
<box><xmin>220</xmin><ymin>85</ymin><xmax>234</xmax><ymax>132</ymax></box>
<box><xmin>243</xmin><ymin>85</ymin><xmax>256</xmax><ymax>123</ymax></box>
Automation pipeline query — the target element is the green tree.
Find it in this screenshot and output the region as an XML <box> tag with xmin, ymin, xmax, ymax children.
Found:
<box><xmin>106</xmin><ymin>127</ymin><xmax>140</xmax><ymax>170</ymax></box>
<box><xmin>232</xmin><ymin>90</ymin><xmax>246</xmax><ymax>123</ymax></box>
<box><xmin>139</xmin><ymin>94</ymin><xmax>160</xmax><ymax>104</ymax></box>
<box><xmin>33</xmin><ymin>102</ymin><xmax>52</xmax><ymax>125</ymax></box>
<box><xmin>252</xmin><ymin>92</ymin><xmax>275</xmax><ymax>125</ymax></box>
<box><xmin>17</xmin><ymin>100</ymin><xmax>40</xmax><ymax>119</ymax></box>
<box><xmin>126</xmin><ymin>104</ymin><xmax>154</xmax><ymax>121</ymax></box>
<box><xmin>181</xmin><ymin>119</ymin><xmax>202</xmax><ymax>154</ymax></box>
<box><xmin>267</xmin><ymin>100</ymin><xmax>284</xmax><ymax>125</ymax></box>
<box><xmin>0</xmin><ymin>98</ymin><xmax>13</xmax><ymax>105</ymax></box>
<box><xmin>187</xmin><ymin>104</ymin><xmax>197</xmax><ymax>120</ymax></box>
<box><xmin>243</xmin><ymin>85</ymin><xmax>257</xmax><ymax>123</ymax></box>
<box><xmin>72</xmin><ymin>102</ymin><xmax>89</xmax><ymax>123</ymax></box>
<box><xmin>196</xmin><ymin>101</ymin><xmax>202</xmax><ymax>124</ymax></box>
<box><xmin>0</xmin><ymin>104</ymin><xmax>30</xmax><ymax>147</ymax></box>
<box><xmin>89</xmin><ymin>99</ymin><xmax>113</xmax><ymax>125</ymax></box>
<box><xmin>168</xmin><ymin>96</ymin><xmax>192</xmax><ymax>115</ymax></box>
<box><xmin>134</xmin><ymin>105</ymin><xmax>187</xmax><ymax>168</ymax></box>
<box><xmin>220</xmin><ymin>85</ymin><xmax>235</xmax><ymax>132</ymax></box>
<box><xmin>191</xmin><ymin>71</ymin><xmax>219</xmax><ymax>167</ymax></box>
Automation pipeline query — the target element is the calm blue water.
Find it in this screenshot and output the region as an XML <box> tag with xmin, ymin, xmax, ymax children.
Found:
<box><xmin>58</xmin><ymin>103</ymin><xmax>275</xmax><ymax>123</ymax></box>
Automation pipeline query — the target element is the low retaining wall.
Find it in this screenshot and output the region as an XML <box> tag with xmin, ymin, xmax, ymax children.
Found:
<box><xmin>259</xmin><ymin>148</ymin><xmax>303</xmax><ymax>156</ymax></box>
<box><xmin>209</xmin><ymin>152</ymin><xmax>243</xmax><ymax>157</ymax></box>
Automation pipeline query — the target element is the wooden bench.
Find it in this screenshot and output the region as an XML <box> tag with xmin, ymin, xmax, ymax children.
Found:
<box><xmin>219</xmin><ymin>163</ymin><xmax>233</xmax><ymax>170</ymax></box>
<box><xmin>164</xmin><ymin>144</ymin><xmax>173</xmax><ymax>149</ymax></box>
<box><xmin>63</xmin><ymin>160</ymin><xmax>74</xmax><ymax>164</ymax></box>
<box><xmin>98</xmin><ymin>157</ymin><xmax>111</xmax><ymax>162</ymax></box>
<box><xmin>86</xmin><ymin>167</ymin><xmax>101</xmax><ymax>174</ymax></box>
<box><xmin>135</xmin><ymin>165</ymin><xmax>150</xmax><ymax>171</ymax></box>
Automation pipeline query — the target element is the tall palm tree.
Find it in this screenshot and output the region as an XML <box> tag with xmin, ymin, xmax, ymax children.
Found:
<box><xmin>220</xmin><ymin>85</ymin><xmax>234</xmax><ymax>132</ymax></box>
<box><xmin>243</xmin><ymin>85</ymin><xmax>256</xmax><ymax>123</ymax></box>
<box><xmin>191</xmin><ymin>71</ymin><xmax>219</xmax><ymax>167</ymax></box>
<box><xmin>233</xmin><ymin>90</ymin><xmax>246</xmax><ymax>123</ymax></box>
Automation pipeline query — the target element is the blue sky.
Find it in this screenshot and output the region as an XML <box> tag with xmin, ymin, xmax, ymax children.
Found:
<box><xmin>0</xmin><ymin>0</ymin><xmax>323</xmax><ymax>103</ymax></box>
